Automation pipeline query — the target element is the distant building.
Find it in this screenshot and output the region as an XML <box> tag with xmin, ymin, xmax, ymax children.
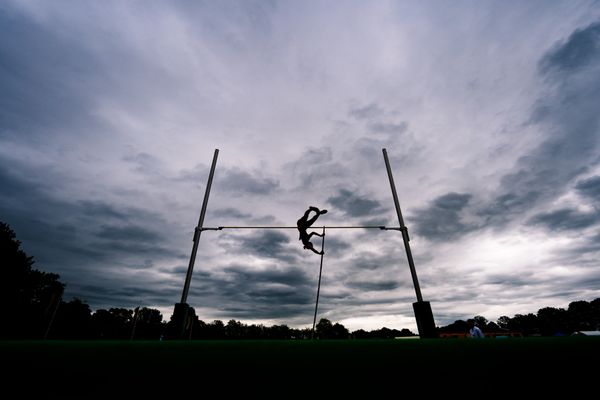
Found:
<box><xmin>571</xmin><ymin>330</ymin><xmax>600</xmax><ymax>336</ymax></box>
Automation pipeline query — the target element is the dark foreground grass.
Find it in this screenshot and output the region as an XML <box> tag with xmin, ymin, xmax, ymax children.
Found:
<box><xmin>2</xmin><ymin>337</ymin><xmax>598</xmax><ymax>395</ymax></box>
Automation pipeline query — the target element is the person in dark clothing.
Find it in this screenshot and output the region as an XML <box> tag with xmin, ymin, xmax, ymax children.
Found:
<box><xmin>297</xmin><ymin>206</ymin><xmax>327</xmax><ymax>255</ymax></box>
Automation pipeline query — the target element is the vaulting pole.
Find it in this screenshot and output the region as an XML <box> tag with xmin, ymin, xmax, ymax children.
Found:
<box><xmin>43</xmin><ymin>287</ymin><xmax>63</xmax><ymax>339</ymax></box>
<box><xmin>173</xmin><ymin>148</ymin><xmax>219</xmax><ymax>338</ymax></box>
<box><xmin>312</xmin><ymin>226</ymin><xmax>326</xmax><ymax>339</ymax></box>
<box><xmin>382</xmin><ymin>148</ymin><xmax>437</xmax><ymax>338</ymax></box>
<box><xmin>130</xmin><ymin>306</ymin><xmax>140</xmax><ymax>341</ymax></box>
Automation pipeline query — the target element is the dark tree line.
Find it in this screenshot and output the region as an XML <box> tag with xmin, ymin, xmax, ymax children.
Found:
<box><xmin>438</xmin><ymin>299</ymin><xmax>600</xmax><ymax>337</ymax></box>
<box><xmin>2</xmin><ymin>221</ymin><xmax>599</xmax><ymax>340</ymax></box>
<box><xmin>1</xmin><ymin>222</ymin><xmax>64</xmax><ymax>339</ymax></box>
<box><xmin>172</xmin><ymin>315</ymin><xmax>350</xmax><ymax>340</ymax></box>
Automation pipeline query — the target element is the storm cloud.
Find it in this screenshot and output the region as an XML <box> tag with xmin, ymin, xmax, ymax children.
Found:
<box><xmin>411</xmin><ymin>192</ymin><xmax>477</xmax><ymax>241</ymax></box>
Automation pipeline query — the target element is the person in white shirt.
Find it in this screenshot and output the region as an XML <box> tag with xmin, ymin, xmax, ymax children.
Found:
<box><xmin>467</xmin><ymin>319</ymin><xmax>485</xmax><ymax>338</ymax></box>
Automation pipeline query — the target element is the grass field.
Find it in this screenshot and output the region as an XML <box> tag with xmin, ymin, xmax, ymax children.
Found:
<box><xmin>2</xmin><ymin>337</ymin><xmax>598</xmax><ymax>395</ymax></box>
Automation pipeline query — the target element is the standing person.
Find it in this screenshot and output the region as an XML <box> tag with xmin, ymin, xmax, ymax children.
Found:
<box><xmin>297</xmin><ymin>206</ymin><xmax>327</xmax><ymax>255</ymax></box>
<box><xmin>467</xmin><ymin>319</ymin><xmax>485</xmax><ymax>338</ymax></box>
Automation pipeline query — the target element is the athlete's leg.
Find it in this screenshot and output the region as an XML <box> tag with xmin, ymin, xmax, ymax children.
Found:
<box><xmin>305</xmin><ymin>213</ymin><xmax>320</xmax><ymax>226</ymax></box>
<box><xmin>310</xmin><ymin>206</ymin><xmax>327</xmax><ymax>215</ymax></box>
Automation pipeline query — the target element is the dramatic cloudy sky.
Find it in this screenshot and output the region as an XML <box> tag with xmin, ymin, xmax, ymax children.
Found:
<box><xmin>2</xmin><ymin>0</ymin><xmax>600</xmax><ymax>333</ymax></box>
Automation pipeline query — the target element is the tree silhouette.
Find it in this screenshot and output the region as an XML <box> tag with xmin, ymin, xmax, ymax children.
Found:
<box><xmin>225</xmin><ymin>319</ymin><xmax>244</xmax><ymax>339</ymax></box>
<box><xmin>315</xmin><ymin>318</ymin><xmax>333</xmax><ymax>339</ymax></box>
<box><xmin>49</xmin><ymin>298</ymin><xmax>92</xmax><ymax>339</ymax></box>
<box><xmin>314</xmin><ymin>318</ymin><xmax>349</xmax><ymax>339</ymax></box>
<box><xmin>537</xmin><ymin>307</ymin><xmax>569</xmax><ymax>336</ymax></box>
<box><xmin>1</xmin><ymin>222</ymin><xmax>65</xmax><ymax>339</ymax></box>
<box><xmin>568</xmin><ymin>300</ymin><xmax>595</xmax><ymax>331</ymax></box>
<box><xmin>130</xmin><ymin>307</ymin><xmax>164</xmax><ymax>340</ymax></box>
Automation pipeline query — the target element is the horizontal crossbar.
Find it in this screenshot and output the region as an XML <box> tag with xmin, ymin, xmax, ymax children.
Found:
<box><xmin>199</xmin><ymin>226</ymin><xmax>404</xmax><ymax>231</ymax></box>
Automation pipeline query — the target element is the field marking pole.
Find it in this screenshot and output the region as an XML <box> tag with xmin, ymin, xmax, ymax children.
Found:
<box><xmin>311</xmin><ymin>226</ymin><xmax>326</xmax><ymax>339</ymax></box>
